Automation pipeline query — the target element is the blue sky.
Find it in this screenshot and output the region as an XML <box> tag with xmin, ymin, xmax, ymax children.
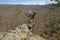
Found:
<box><xmin>0</xmin><ymin>0</ymin><xmax>51</xmax><ymax>5</ymax></box>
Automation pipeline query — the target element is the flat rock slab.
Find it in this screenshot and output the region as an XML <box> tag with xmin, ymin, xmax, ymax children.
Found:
<box><xmin>0</xmin><ymin>24</ymin><xmax>46</xmax><ymax>40</ymax></box>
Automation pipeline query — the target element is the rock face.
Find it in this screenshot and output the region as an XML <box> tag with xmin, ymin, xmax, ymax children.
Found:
<box><xmin>25</xmin><ymin>10</ymin><xmax>37</xmax><ymax>32</ymax></box>
<box><xmin>0</xmin><ymin>24</ymin><xmax>46</xmax><ymax>40</ymax></box>
<box><xmin>25</xmin><ymin>10</ymin><xmax>36</xmax><ymax>19</ymax></box>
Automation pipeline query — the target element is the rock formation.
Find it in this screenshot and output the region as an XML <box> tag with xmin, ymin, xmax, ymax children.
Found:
<box><xmin>0</xmin><ymin>24</ymin><xmax>46</xmax><ymax>40</ymax></box>
<box><xmin>25</xmin><ymin>10</ymin><xmax>36</xmax><ymax>31</ymax></box>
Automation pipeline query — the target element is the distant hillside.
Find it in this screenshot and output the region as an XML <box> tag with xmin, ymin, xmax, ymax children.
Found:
<box><xmin>0</xmin><ymin>5</ymin><xmax>60</xmax><ymax>40</ymax></box>
<box><xmin>0</xmin><ymin>5</ymin><xmax>51</xmax><ymax>31</ymax></box>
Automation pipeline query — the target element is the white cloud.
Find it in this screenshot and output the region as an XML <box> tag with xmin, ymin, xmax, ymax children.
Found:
<box><xmin>0</xmin><ymin>0</ymin><xmax>48</xmax><ymax>5</ymax></box>
<box><xmin>1</xmin><ymin>2</ymin><xmax>45</xmax><ymax>5</ymax></box>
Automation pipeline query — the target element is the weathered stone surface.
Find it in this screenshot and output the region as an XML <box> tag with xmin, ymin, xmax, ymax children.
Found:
<box><xmin>0</xmin><ymin>24</ymin><xmax>46</xmax><ymax>40</ymax></box>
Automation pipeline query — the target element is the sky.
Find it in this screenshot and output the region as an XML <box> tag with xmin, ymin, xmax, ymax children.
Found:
<box><xmin>0</xmin><ymin>0</ymin><xmax>52</xmax><ymax>5</ymax></box>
